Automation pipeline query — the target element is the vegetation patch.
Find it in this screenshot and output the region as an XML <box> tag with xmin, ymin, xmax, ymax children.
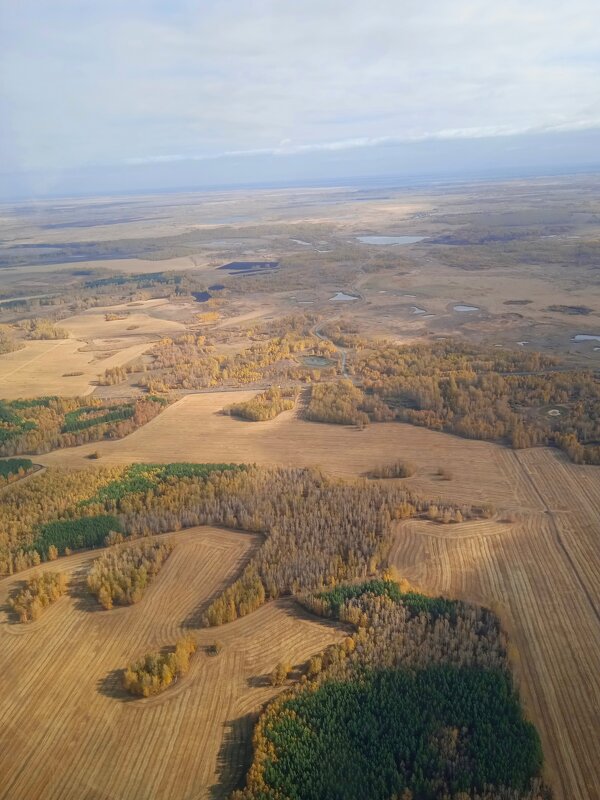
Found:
<box><xmin>35</xmin><ymin>515</ymin><xmax>123</xmax><ymax>558</ymax></box>
<box><xmin>235</xmin><ymin>581</ymin><xmax>546</xmax><ymax>800</ymax></box>
<box><xmin>0</xmin><ymin>457</ymin><xmax>36</xmax><ymax>484</ymax></box>
<box><xmin>9</xmin><ymin>572</ymin><xmax>68</xmax><ymax>623</ymax></box>
<box><xmin>226</xmin><ymin>387</ymin><xmax>297</xmax><ymax>421</ymax></box>
<box><xmin>0</xmin><ymin>395</ymin><xmax>167</xmax><ymax>457</ymax></box>
<box><xmin>366</xmin><ymin>460</ymin><xmax>415</xmax><ymax>479</ymax></box>
<box><xmin>87</xmin><ymin>539</ymin><xmax>174</xmax><ymax>609</ymax></box>
<box><xmin>237</xmin><ymin>668</ymin><xmax>543</xmax><ymax>800</ymax></box>
<box><xmin>310</xmin><ymin>578</ymin><xmax>458</xmax><ymax>620</ymax></box>
<box><xmin>123</xmin><ymin>635</ymin><xmax>197</xmax><ymax>697</ymax></box>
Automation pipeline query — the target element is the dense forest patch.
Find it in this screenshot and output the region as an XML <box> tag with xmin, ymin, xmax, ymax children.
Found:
<box><xmin>0</xmin><ymin>457</ymin><xmax>36</xmax><ymax>484</ymax></box>
<box><xmin>302</xmin><ymin>339</ymin><xmax>600</xmax><ymax>464</ymax></box>
<box><xmin>123</xmin><ymin>635</ymin><xmax>197</xmax><ymax>697</ymax></box>
<box><xmin>0</xmin><ymin>463</ymin><xmax>483</xmax><ymax>587</ymax></box>
<box><xmin>35</xmin><ymin>515</ymin><xmax>123</xmax><ymax>558</ymax></box>
<box><xmin>233</xmin><ymin>582</ymin><xmax>548</xmax><ymax>800</ymax></box>
<box><xmin>9</xmin><ymin>572</ymin><xmax>68</xmax><ymax>623</ymax></box>
<box><xmin>0</xmin><ymin>395</ymin><xmax>167</xmax><ymax>457</ymax></box>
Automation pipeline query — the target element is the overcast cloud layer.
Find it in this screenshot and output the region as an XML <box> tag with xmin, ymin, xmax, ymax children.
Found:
<box><xmin>1</xmin><ymin>0</ymin><xmax>600</xmax><ymax>196</ymax></box>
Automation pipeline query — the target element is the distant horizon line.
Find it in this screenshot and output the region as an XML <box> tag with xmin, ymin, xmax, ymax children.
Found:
<box><xmin>3</xmin><ymin>163</ymin><xmax>600</xmax><ymax>205</ymax></box>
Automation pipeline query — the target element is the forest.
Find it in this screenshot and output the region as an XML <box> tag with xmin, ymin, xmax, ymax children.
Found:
<box><xmin>0</xmin><ymin>395</ymin><xmax>167</xmax><ymax>456</ymax></box>
<box><xmin>233</xmin><ymin>581</ymin><xmax>549</xmax><ymax>800</ymax></box>
<box><xmin>302</xmin><ymin>339</ymin><xmax>600</xmax><ymax>464</ymax></box>
<box><xmin>86</xmin><ymin>539</ymin><xmax>174</xmax><ymax>609</ymax></box>
<box><xmin>0</xmin><ymin>457</ymin><xmax>36</xmax><ymax>484</ymax></box>
<box><xmin>0</xmin><ymin>462</ymin><xmax>489</xmax><ymax>586</ymax></box>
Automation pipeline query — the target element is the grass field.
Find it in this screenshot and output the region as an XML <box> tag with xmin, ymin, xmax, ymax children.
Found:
<box><xmin>36</xmin><ymin>392</ymin><xmax>600</xmax><ymax>800</ymax></box>
<box><xmin>0</xmin><ymin>526</ymin><xmax>343</xmax><ymax>800</ymax></box>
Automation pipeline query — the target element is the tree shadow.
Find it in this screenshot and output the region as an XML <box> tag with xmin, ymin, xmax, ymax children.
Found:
<box><xmin>69</xmin><ymin>566</ymin><xmax>104</xmax><ymax>613</ymax></box>
<box><xmin>209</xmin><ymin>712</ymin><xmax>257</xmax><ymax>799</ymax></box>
<box><xmin>96</xmin><ymin>667</ymin><xmax>136</xmax><ymax>702</ymax></box>
<box><xmin>246</xmin><ymin>673</ymin><xmax>271</xmax><ymax>688</ymax></box>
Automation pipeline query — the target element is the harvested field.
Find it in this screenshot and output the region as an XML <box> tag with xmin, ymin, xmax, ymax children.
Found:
<box><xmin>0</xmin><ymin>339</ymin><xmax>96</xmax><ymax>398</ymax></box>
<box><xmin>388</xmin><ymin>448</ymin><xmax>600</xmax><ymax>800</ymax></box>
<box><xmin>36</xmin><ymin>393</ymin><xmax>600</xmax><ymax>800</ymax></box>
<box><xmin>39</xmin><ymin>391</ymin><xmax>544</xmax><ymax>510</ymax></box>
<box><xmin>0</xmin><ymin>526</ymin><xmax>342</xmax><ymax>800</ymax></box>
<box><xmin>0</xmin><ymin>300</ymin><xmax>187</xmax><ymax>399</ymax></box>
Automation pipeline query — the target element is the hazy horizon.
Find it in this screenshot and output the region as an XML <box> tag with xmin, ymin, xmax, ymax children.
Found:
<box><xmin>2</xmin><ymin>0</ymin><xmax>600</xmax><ymax>199</ymax></box>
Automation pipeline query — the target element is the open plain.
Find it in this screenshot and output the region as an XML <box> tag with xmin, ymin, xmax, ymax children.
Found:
<box><xmin>1</xmin><ymin>177</ymin><xmax>599</xmax><ymax>799</ymax></box>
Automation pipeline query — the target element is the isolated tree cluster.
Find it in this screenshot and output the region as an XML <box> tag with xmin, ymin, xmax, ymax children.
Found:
<box><xmin>9</xmin><ymin>571</ymin><xmax>68</xmax><ymax>623</ymax></box>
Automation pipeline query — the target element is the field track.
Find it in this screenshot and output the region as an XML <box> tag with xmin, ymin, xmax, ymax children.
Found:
<box><xmin>0</xmin><ymin>527</ymin><xmax>343</xmax><ymax>800</ymax></box>
<box><xmin>390</xmin><ymin>447</ymin><xmax>600</xmax><ymax>800</ymax></box>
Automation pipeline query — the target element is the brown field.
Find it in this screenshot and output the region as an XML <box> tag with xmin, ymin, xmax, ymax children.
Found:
<box><xmin>37</xmin><ymin>391</ymin><xmax>600</xmax><ymax>800</ymax></box>
<box><xmin>0</xmin><ymin>526</ymin><xmax>343</xmax><ymax>800</ymax></box>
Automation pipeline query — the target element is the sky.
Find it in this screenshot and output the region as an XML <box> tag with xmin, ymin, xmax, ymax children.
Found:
<box><xmin>1</xmin><ymin>0</ymin><xmax>600</xmax><ymax>198</ymax></box>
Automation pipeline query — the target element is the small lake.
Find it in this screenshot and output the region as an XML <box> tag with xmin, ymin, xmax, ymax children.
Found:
<box><xmin>573</xmin><ymin>334</ymin><xmax>600</xmax><ymax>342</ymax></box>
<box><xmin>330</xmin><ymin>292</ymin><xmax>359</xmax><ymax>302</ymax></box>
<box><xmin>290</xmin><ymin>238</ymin><xmax>311</xmax><ymax>246</ymax></box>
<box><xmin>192</xmin><ymin>291</ymin><xmax>211</xmax><ymax>303</ymax></box>
<box><xmin>302</xmin><ymin>355</ymin><xmax>335</xmax><ymax>368</ymax></box>
<box><xmin>357</xmin><ymin>235</ymin><xmax>425</xmax><ymax>245</ymax></box>
<box><xmin>454</xmin><ymin>304</ymin><xmax>479</xmax><ymax>312</ymax></box>
<box><xmin>411</xmin><ymin>306</ymin><xmax>427</xmax><ymax>315</ymax></box>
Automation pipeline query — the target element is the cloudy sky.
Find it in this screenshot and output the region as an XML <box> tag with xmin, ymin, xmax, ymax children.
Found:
<box><xmin>1</xmin><ymin>0</ymin><xmax>600</xmax><ymax>197</ymax></box>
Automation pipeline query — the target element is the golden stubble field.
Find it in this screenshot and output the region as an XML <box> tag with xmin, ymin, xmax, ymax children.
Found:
<box><xmin>38</xmin><ymin>391</ymin><xmax>600</xmax><ymax>800</ymax></box>
<box><xmin>0</xmin><ymin>299</ymin><xmax>188</xmax><ymax>400</ymax></box>
<box><xmin>0</xmin><ymin>526</ymin><xmax>343</xmax><ymax>800</ymax></box>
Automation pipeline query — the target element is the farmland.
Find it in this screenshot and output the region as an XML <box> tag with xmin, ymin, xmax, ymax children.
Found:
<box><xmin>389</xmin><ymin>450</ymin><xmax>600</xmax><ymax>799</ymax></box>
<box><xmin>1</xmin><ymin>178</ymin><xmax>599</xmax><ymax>799</ymax></box>
<box><xmin>0</xmin><ymin>527</ymin><xmax>343</xmax><ymax>800</ymax></box>
<box><xmin>34</xmin><ymin>394</ymin><xmax>600</xmax><ymax>800</ymax></box>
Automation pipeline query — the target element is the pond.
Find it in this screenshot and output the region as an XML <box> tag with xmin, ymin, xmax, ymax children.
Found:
<box><xmin>330</xmin><ymin>292</ymin><xmax>359</xmax><ymax>302</ymax></box>
<box><xmin>191</xmin><ymin>291</ymin><xmax>211</xmax><ymax>303</ymax></box>
<box><xmin>573</xmin><ymin>334</ymin><xmax>600</xmax><ymax>342</ymax></box>
<box><xmin>411</xmin><ymin>306</ymin><xmax>427</xmax><ymax>315</ymax></box>
<box><xmin>356</xmin><ymin>235</ymin><xmax>426</xmax><ymax>245</ymax></box>
<box><xmin>454</xmin><ymin>304</ymin><xmax>479</xmax><ymax>312</ymax></box>
<box><xmin>301</xmin><ymin>355</ymin><xmax>335</xmax><ymax>368</ymax></box>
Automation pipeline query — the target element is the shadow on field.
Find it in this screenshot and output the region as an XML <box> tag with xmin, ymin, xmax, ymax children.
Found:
<box><xmin>210</xmin><ymin>712</ymin><xmax>257</xmax><ymax>799</ymax></box>
<box><xmin>96</xmin><ymin>668</ymin><xmax>137</xmax><ymax>702</ymax></box>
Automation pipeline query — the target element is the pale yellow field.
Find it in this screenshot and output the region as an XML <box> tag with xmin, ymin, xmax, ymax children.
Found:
<box><xmin>0</xmin><ymin>339</ymin><xmax>97</xmax><ymax>398</ymax></box>
<box><xmin>0</xmin><ymin>299</ymin><xmax>189</xmax><ymax>399</ymax></box>
<box><xmin>0</xmin><ymin>526</ymin><xmax>342</xmax><ymax>800</ymax></box>
<box><xmin>39</xmin><ymin>390</ymin><xmax>545</xmax><ymax>510</ymax></box>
